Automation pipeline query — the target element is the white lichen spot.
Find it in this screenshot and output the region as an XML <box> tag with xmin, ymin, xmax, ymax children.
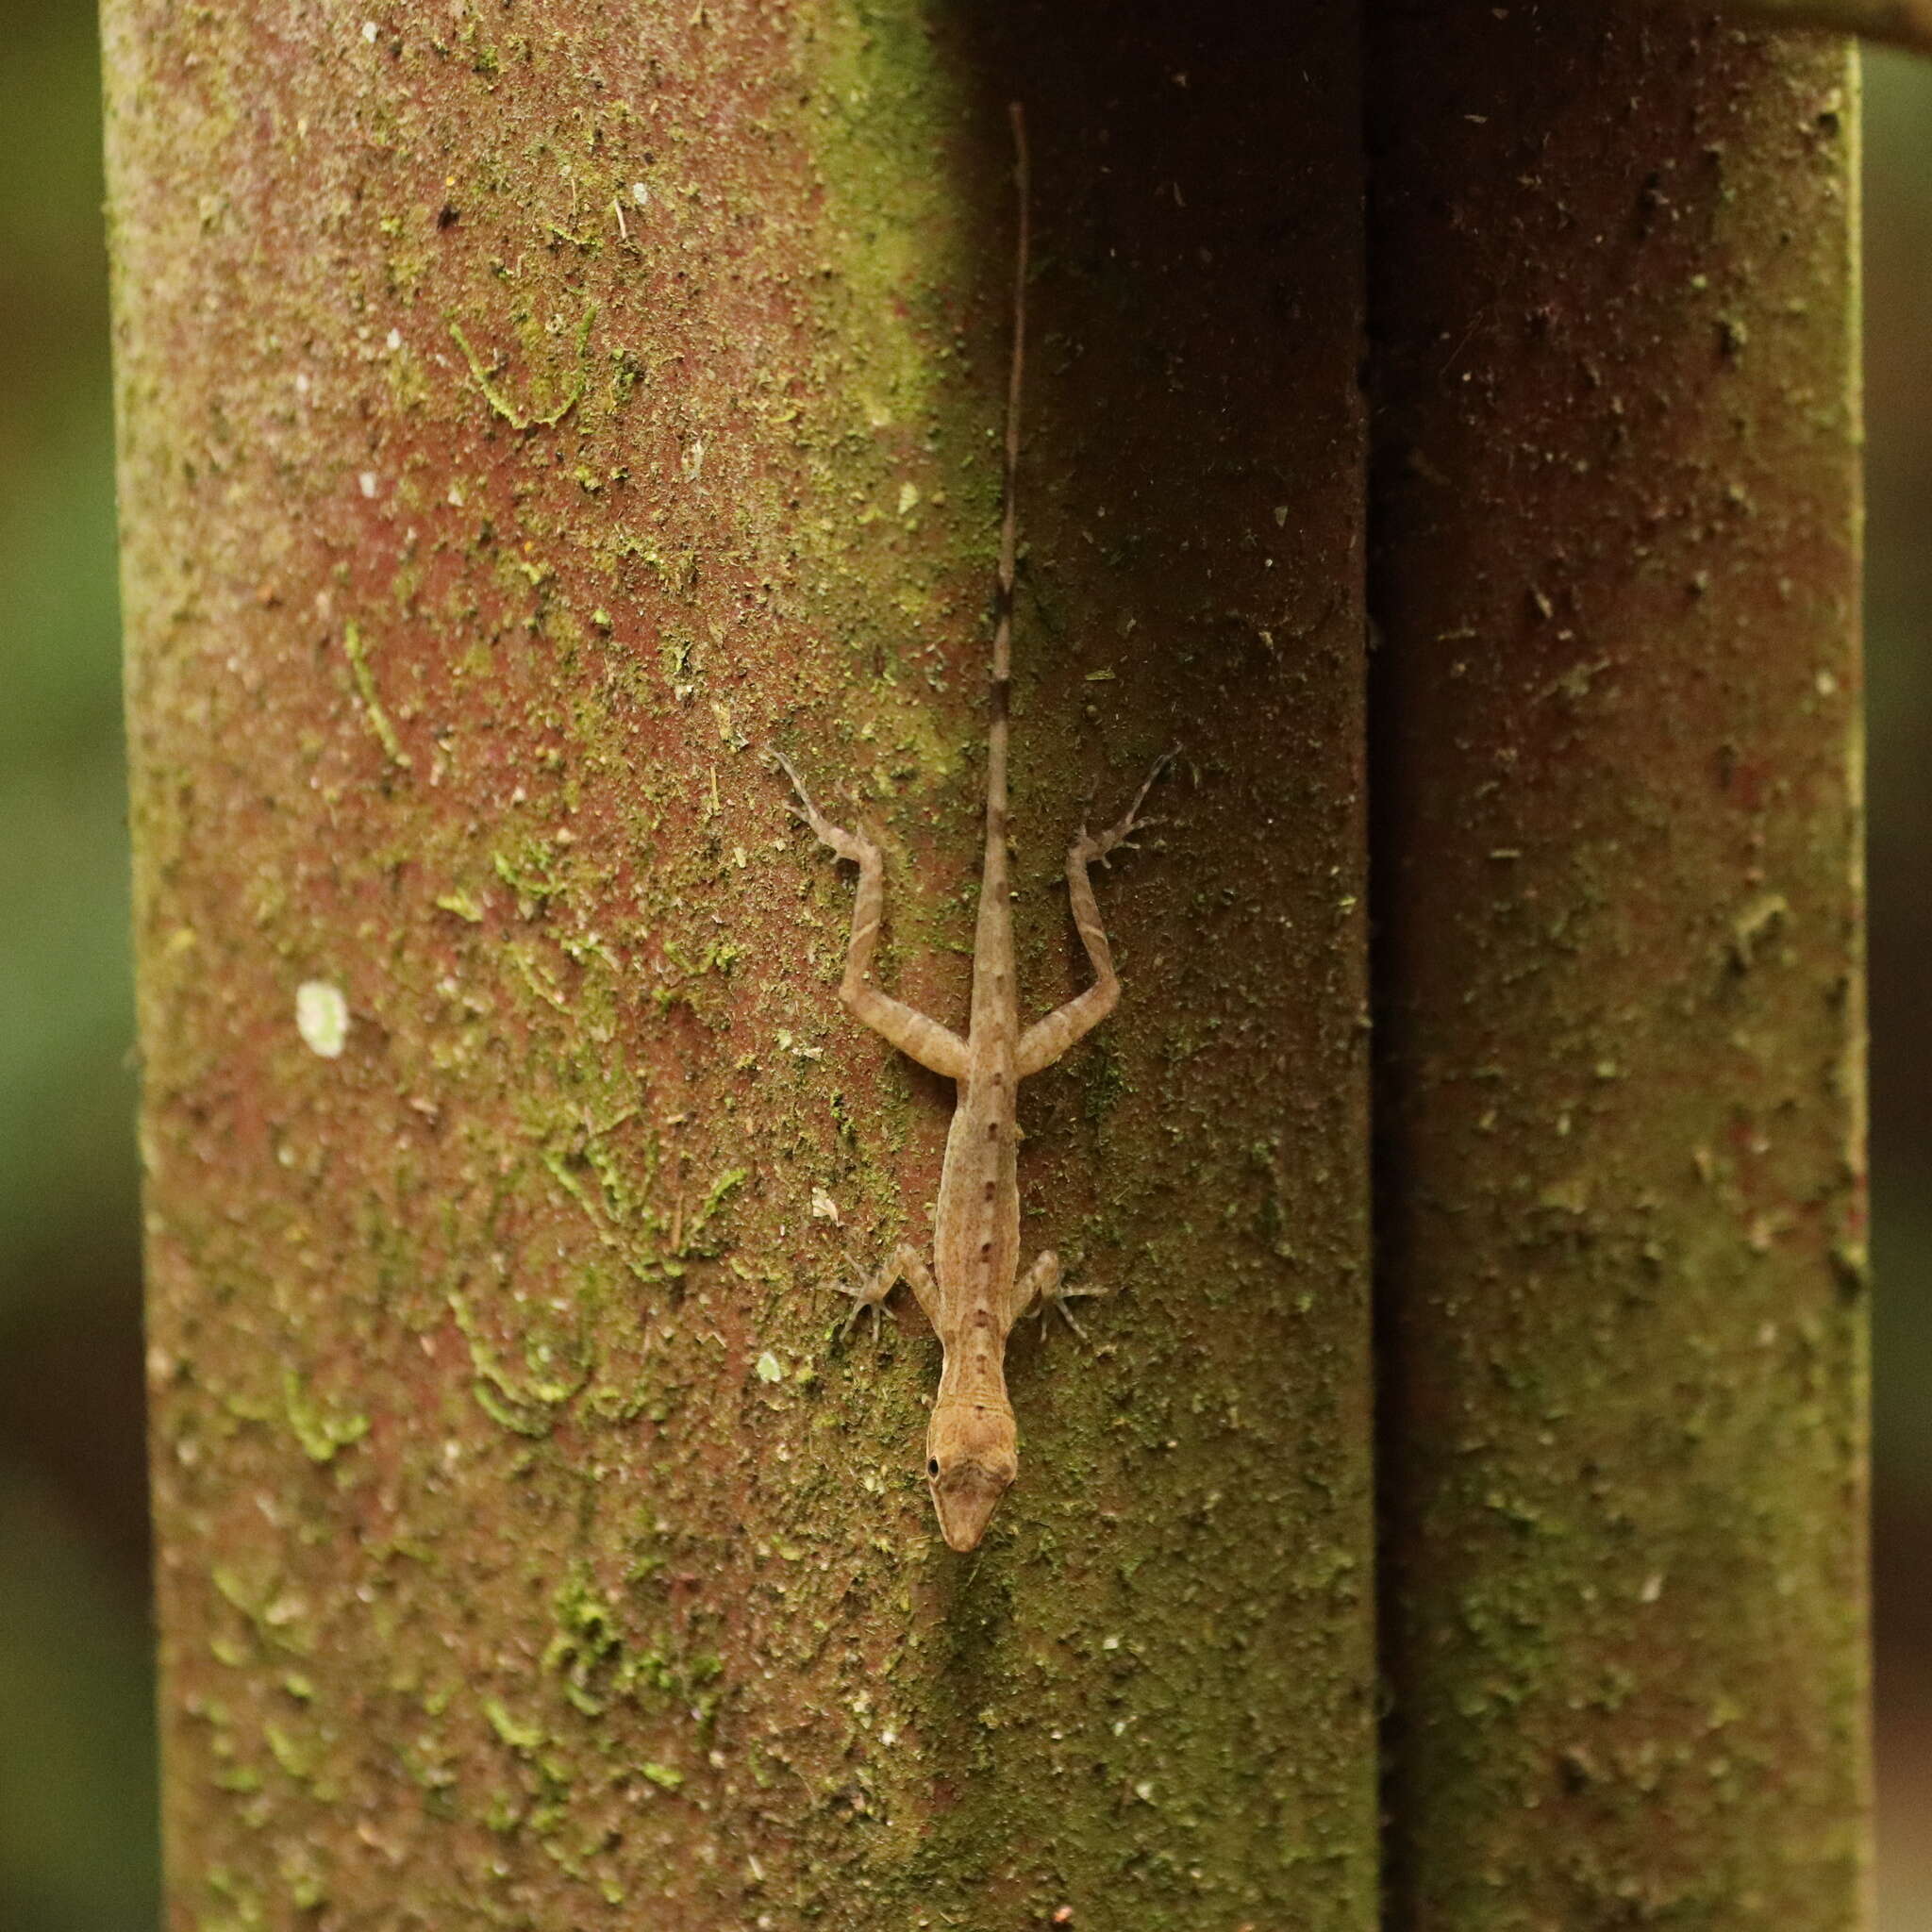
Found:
<box><xmin>295</xmin><ymin>981</ymin><xmax>350</xmax><ymax>1058</ymax></box>
<box><xmin>361</xmin><ymin>19</ymin><xmax>377</xmax><ymax>42</ymax></box>
<box><xmin>358</xmin><ymin>471</ymin><xmax>378</xmax><ymax>499</ymax></box>
<box><xmin>630</xmin><ymin>181</ymin><xmax>651</xmax><ymax>207</ymax></box>
<box><xmin>755</xmin><ymin>1351</ymin><xmax>784</xmax><ymax>1384</ymax></box>
<box><xmin>810</xmin><ymin>1188</ymin><xmax>841</xmax><ymax>1225</ymax></box>
<box><xmin>897</xmin><ymin>480</ymin><xmax>920</xmax><ymax>516</ymax></box>
<box><xmin>386</xmin><ymin>327</ymin><xmax>402</xmax><ymax>351</ymax></box>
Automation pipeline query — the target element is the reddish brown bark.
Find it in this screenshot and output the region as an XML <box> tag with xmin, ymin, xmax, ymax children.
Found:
<box><xmin>1371</xmin><ymin>6</ymin><xmax>1870</xmax><ymax>1926</ymax></box>
<box><xmin>106</xmin><ymin>2</ymin><xmax>1376</xmax><ymax>1926</ymax></box>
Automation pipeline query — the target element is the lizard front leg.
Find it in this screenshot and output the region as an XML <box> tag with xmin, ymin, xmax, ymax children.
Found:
<box><xmin>831</xmin><ymin>1241</ymin><xmax>939</xmax><ymax>1342</ymax></box>
<box><xmin>1012</xmin><ymin>1249</ymin><xmax>1111</xmax><ymax>1340</ymax></box>
<box><xmin>1016</xmin><ymin>752</ymin><xmax>1171</xmax><ymax>1077</ymax></box>
<box><xmin>774</xmin><ymin>752</ymin><xmax>971</xmax><ymax>1081</ymax></box>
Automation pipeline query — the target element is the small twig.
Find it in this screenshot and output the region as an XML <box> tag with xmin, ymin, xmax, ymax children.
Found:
<box><xmin>448</xmin><ymin>305</ymin><xmax>596</xmax><ymax>430</ymax></box>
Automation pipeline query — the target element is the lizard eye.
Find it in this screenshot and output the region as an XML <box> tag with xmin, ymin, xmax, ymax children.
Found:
<box><xmin>927</xmin><ymin>1457</ymin><xmax>941</xmax><ymax>1478</ymax></box>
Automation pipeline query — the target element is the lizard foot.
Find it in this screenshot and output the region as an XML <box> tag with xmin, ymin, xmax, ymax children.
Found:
<box><xmin>822</xmin><ymin>1241</ymin><xmax>936</xmax><ymax>1345</ymax></box>
<box><xmin>1015</xmin><ymin>1249</ymin><xmax>1110</xmax><ymax>1341</ymax></box>
<box><xmin>1033</xmin><ymin>1279</ymin><xmax>1110</xmax><ymax>1341</ymax></box>
<box><xmin>1074</xmin><ymin>749</ymin><xmax>1175</xmax><ymax>865</ymax></box>
<box><xmin>827</xmin><ymin>1277</ymin><xmax>891</xmax><ymax>1345</ymax></box>
<box><xmin>768</xmin><ymin>747</ymin><xmax>875</xmax><ymax>867</ymax></box>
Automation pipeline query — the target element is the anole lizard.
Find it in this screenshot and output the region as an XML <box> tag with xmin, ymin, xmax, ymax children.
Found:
<box><xmin>775</xmin><ymin>104</ymin><xmax>1167</xmax><ymax>1552</ymax></box>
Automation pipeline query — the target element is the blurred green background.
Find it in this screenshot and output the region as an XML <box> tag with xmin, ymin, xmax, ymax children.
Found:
<box><xmin>0</xmin><ymin>1</ymin><xmax>157</xmax><ymax>1928</ymax></box>
<box><xmin>0</xmin><ymin>6</ymin><xmax>1924</xmax><ymax>1925</ymax></box>
<box><xmin>1864</xmin><ymin>43</ymin><xmax>1932</xmax><ymax>1931</ymax></box>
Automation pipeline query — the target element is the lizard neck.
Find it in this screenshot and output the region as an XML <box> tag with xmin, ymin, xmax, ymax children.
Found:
<box><xmin>938</xmin><ymin>1337</ymin><xmax>1012</xmax><ymax>1411</ymax></box>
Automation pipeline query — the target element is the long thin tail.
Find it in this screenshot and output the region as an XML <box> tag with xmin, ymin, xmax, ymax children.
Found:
<box><xmin>986</xmin><ymin>101</ymin><xmax>1028</xmax><ymax>863</ymax></box>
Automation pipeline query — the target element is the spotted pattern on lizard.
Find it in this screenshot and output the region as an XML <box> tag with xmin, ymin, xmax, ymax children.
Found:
<box><xmin>775</xmin><ymin>105</ymin><xmax>1167</xmax><ymax>1551</ymax></box>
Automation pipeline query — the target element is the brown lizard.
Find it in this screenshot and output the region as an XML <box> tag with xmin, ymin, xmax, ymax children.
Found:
<box><xmin>775</xmin><ymin>104</ymin><xmax>1167</xmax><ymax>1551</ymax></box>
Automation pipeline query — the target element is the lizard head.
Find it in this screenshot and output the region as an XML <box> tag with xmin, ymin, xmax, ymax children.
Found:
<box><xmin>925</xmin><ymin>1398</ymin><xmax>1018</xmax><ymax>1552</ymax></box>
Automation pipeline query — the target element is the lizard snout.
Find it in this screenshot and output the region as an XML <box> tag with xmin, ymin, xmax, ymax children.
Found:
<box><xmin>926</xmin><ymin>1401</ymin><xmax>1018</xmax><ymax>1552</ymax></box>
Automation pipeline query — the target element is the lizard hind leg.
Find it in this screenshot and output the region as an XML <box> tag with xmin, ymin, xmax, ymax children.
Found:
<box><xmin>770</xmin><ymin>749</ymin><xmax>972</xmax><ymax>1081</ymax></box>
<box><xmin>1015</xmin><ymin>751</ymin><xmax>1175</xmax><ymax>1080</ymax></box>
<box><xmin>771</xmin><ymin>748</ymin><xmax>873</xmax><ymax>868</ymax></box>
<box><xmin>1072</xmin><ymin>747</ymin><xmax>1174</xmax><ymax>869</ymax></box>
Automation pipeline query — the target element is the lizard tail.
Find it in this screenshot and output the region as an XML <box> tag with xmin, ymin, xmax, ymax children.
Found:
<box><xmin>986</xmin><ymin>101</ymin><xmax>1028</xmax><ymax>866</ymax></box>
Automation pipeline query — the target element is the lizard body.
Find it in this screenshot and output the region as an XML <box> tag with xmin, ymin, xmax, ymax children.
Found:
<box><xmin>776</xmin><ymin>106</ymin><xmax>1164</xmax><ymax>1551</ymax></box>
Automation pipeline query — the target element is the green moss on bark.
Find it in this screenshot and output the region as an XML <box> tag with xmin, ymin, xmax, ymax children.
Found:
<box><xmin>108</xmin><ymin>1</ymin><xmax>1375</xmax><ymax>1925</ymax></box>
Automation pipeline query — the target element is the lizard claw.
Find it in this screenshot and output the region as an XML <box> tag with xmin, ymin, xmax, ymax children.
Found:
<box><xmin>1074</xmin><ymin>753</ymin><xmax>1175</xmax><ymax>868</ymax></box>
<box><xmin>1050</xmin><ymin>1299</ymin><xmax>1091</xmax><ymax>1341</ymax></box>
<box><xmin>824</xmin><ymin>1278</ymin><xmax>888</xmax><ymax>1346</ymax></box>
<box><xmin>1031</xmin><ymin>1280</ymin><xmax>1110</xmax><ymax>1341</ymax></box>
<box><xmin>770</xmin><ymin>747</ymin><xmax>828</xmax><ymax>824</ymax></box>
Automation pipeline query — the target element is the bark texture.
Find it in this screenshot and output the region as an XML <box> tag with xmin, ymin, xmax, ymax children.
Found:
<box><xmin>1371</xmin><ymin>6</ymin><xmax>1870</xmax><ymax>1927</ymax></box>
<box><xmin>106</xmin><ymin>2</ymin><xmax>1374</xmax><ymax>1926</ymax></box>
<box><xmin>1707</xmin><ymin>0</ymin><xmax>1932</xmax><ymax>58</ymax></box>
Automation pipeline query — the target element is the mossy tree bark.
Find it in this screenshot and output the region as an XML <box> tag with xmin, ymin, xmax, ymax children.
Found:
<box><xmin>1371</xmin><ymin>5</ymin><xmax>1870</xmax><ymax>1927</ymax></box>
<box><xmin>105</xmin><ymin>3</ymin><xmax>1375</xmax><ymax>1927</ymax></box>
<box><xmin>108</xmin><ymin>0</ymin><xmax>1874</xmax><ymax>1922</ymax></box>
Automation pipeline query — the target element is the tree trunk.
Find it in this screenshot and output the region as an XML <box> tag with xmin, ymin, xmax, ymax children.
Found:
<box><xmin>1370</xmin><ymin>5</ymin><xmax>1871</xmax><ymax>1926</ymax></box>
<box><xmin>105</xmin><ymin>3</ymin><xmax>1376</xmax><ymax>1926</ymax></box>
